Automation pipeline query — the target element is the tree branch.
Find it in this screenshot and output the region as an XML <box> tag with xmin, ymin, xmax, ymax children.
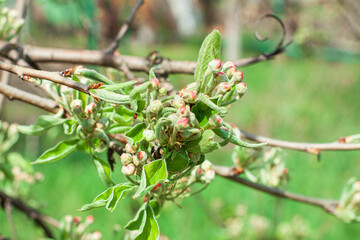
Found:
<box><xmin>212</xmin><ymin>165</ymin><xmax>338</xmax><ymax>215</ymax></box>
<box><xmin>0</xmin><ymin>40</ymin><xmax>288</xmax><ymax>75</ymax></box>
<box><xmin>4</xmin><ymin>199</ymin><xmax>17</xmax><ymax>240</ymax></box>
<box><xmin>239</xmin><ymin>129</ymin><xmax>360</xmax><ymax>152</ymax></box>
<box><xmin>0</xmin><ymin>82</ymin><xmax>60</xmax><ymax>114</ymax></box>
<box><xmin>0</xmin><ymin>61</ymin><xmax>89</xmax><ymax>94</ymax></box>
<box><xmin>104</xmin><ymin>0</ymin><xmax>145</xmax><ymax>54</ymax></box>
<box><xmin>0</xmin><ymin>190</ymin><xmax>60</xmax><ymax>238</ymax></box>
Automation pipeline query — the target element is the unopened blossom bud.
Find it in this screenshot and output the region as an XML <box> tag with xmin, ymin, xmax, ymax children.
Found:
<box><xmin>201</xmin><ymin>160</ymin><xmax>212</xmax><ymax>172</ymax></box>
<box><xmin>175</xmin><ymin>117</ymin><xmax>190</xmax><ymax>131</ymax></box>
<box><xmin>207</xmin><ymin>59</ymin><xmax>222</xmax><ymax>73</ymax></box>
<box><xmin>283</xmin><ymin>168</ymin><xmax>288</xmax><ymax>175</ymax></box>
<box><xmin>182</xmin><ymin>90</ymin><xmax>197</xmax><ymax>103</ymax></box>
<box><xmin>120</xmin><ymin>153</ymin><xmax>132</xmax><ymax>165</ymax></box>
<box><xmin>159</xmin><ymin>87</ymin><xmax>167</xmax><ymax>96</ymax></box>
<box><xmin>152</xmin><ymin>183</ymin><xmax>162</xmax><ymax>192</ymax></box>
<box><xmin>150</xmin><ymin>78</ymin><xmax>160</xmax><ymax>90</ymax></box>
<box><xmin>235</xmin><ymin>82</ymin><xmax>247</xmax><ymax>96</ymax></box>
<box><xmin>73</xmin><ymin>216</ymin><xmax>81</xmax><ymax>225</ymax></box>
<box><xmin>133</xmin><ymin>155</ymin><xmax>141</xmax><ymax>166</ymax></box>
<box><xmin>125</xmin><ymin>143</ymin><xmax>136</xmax><ymax>154</ymax></box>
<box><xmin>218</xmin><ymin>82</ymin><xmax>231</xmax><ymax>94</ymax></box>
<box><xmin>70</xmin><ymin>99</ymin><xmax>83</xmax><ymax>113</ymax></box>
<box><xmin>86</xmin><ymin>215</ymin><xmax>94</xmax><ymax>224</ymax></box>
<box><xmin>173</xmin><ymin>97</ymin><xmax>185</xmax><ymax>108</ymax></box>
<box><xmin>223</xmin><ymin>61</ymin><xmax>236</xmax><ymax>69</ymax></box>
<box><xmin>148</xmin><ymin>100</ymin><xmax>163</xmax><ymax>113</ymax></box>
<box><xmin>137</xmin><ymin>151</ymin><xmax>147</xmax><ymax>161</ymax></box>
<box><xmin>230</xmin><ymin>70</ymin><xmax>244</xmax><ymax>85</ymax></box>
<box><xmin>91</xmin><ymin>231</ymin><xmax>102</xmax><ymax>240</ymax></box>
<box><xmin>226</xmin><ymin>66</ymin><xmax>237</xmax><ymax>78</ymax></box>
<box><xmin>143</xmin><ymin>129</ymin><xmax>156</xmax><ymax>142</ymax></box>
<box><xmin>85</xmin><ymin>102</ymin><xmax>96</xmax><ymax>116</ymax></box>
<box><xmin>121</xmin><ymin>164</ymin><xmax>136</xmax><ymax>176</ymax></box>
<box><xmin>178</xmin><ymin>105</ymin><xmax>190</xmax><ymax>116</ymax></box>
<box><xmin>215</xmin><ymin>72</ymin><xmax>228</xmax><ymax>83</ymax></box>
<box><xmin>209</xmin><ymin>115</ymin><xmax>223</xmax><ymax>128</ymax></box>
<box><xmin>203</xmin><ymin>169</ymin><xmax>215</xmax><ymax>183</ymax></box>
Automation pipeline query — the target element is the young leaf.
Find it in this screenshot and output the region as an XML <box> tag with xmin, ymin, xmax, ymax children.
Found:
<box><xmin>79</xmin><ymin>186</ymin><xmax>115</xmax><ymax>211</ymax></box>
<box><xmin>191</xmin><ymin>101</ymin><xmax>217</xmax><ymax>128</ymax></box>
<box><xmin>106</xmin><ymin>183</ymin><xmax>134</xmax><ymax>212</ymax></box>
<box><xmin>32</xmin><ymin>139</ymin><xmax>79</xmax><ymax>165</ymax></box>
<box><xmin>125</xmin><ymin>123</ymin><xmax>146</xmax><ymax>145</ymax></box>
<box><xmin>93</xmin><ymin>156</ymin><xmax>114</xmax><ymax>187</ymax></box>
<box><xmin>63</xmin><ymin>119</ymin><xmax>78</xmax><ymax>135</ymax></box>
<box><xmin>185</xmin><ymin>130</ymin><xmax>219</xmax><ymax>154</ymax></box>
<box><xmin>125</xmin><ymin>203</ymin><xmax>147</xmax><ymax>231</ymax></box>
<box><xmin>166</xmin><ymin>149</ymin><xmax>189</xmax><ymax>173</ymax></box>
<box><xmin>101</xmin><ymin>81</ymin><xmax>137</xmax><ymax>93</ymax></box>
<box><xmin>133</xmin><ymin>159</ymin><xmax>168</xmax><ymax>198</ymax></box>
<box><xmin>17</xmin><ymin>115</ymin><xmax>66</xmax><ymax>135</ymax></box>
<box><xmin>89</xmin><ymin>89</ymin><xmax>130</xmax><ymax>104</ymax></box>
<box><xmin>134</xmin><ymin>204</ymin><xmax>160</xmax><ymax>240</ymax></box>
<box><xmin>194</xmin><ymin>30</ymin><xmax>222</xmax><ymax>83</ymax></box>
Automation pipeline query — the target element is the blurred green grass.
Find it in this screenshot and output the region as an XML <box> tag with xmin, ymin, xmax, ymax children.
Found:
<box><xmin>1</xmin><ymin>42</ymin><xmax>360</xmax><ymax>239</ymax></box>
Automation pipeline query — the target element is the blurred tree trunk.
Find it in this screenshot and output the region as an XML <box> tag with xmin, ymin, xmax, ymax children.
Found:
<box><xmin>224</xmin><ymin>0</ymin><xmax>241</xmax><ymax>60</ymax></box>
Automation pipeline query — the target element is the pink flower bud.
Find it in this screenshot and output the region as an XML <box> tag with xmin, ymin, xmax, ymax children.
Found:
<box><xmin>73</xmin><ymin>216</ymin><xmax>81</xmax><ymax>225</ymax></box>
<box><xmin>209</xmin><ymin>115</ymin><xmax>223</xmax><ymax>128</ymax></box>
<box><xmin>70</xmin><ymin>99</ymin><xmax>83</xmax><ymax>112</ymax></box>
<box><xmin>283</xmin><ymin>168</ymin><xmax>288</xmax><ymax>175</ymax></box>
<box><xmin>235</xmin><ymin>82</ymin><xmax>247</xmax><ymax>96</ymax></box>
<box><xmin>120</xmin><ymin>153</ymin><xmax>132</xmax><ymax>165</ymax></box>
<box><xmin>121</xmin><ymin>164</ymin><xmax>136</xmax><ymax>176</ymax></box>
<box><xmin>223</xmin><ymin>61</ymin><xmax>236</xmax><ymax>69</ymax></box>
<box><xmin>231</xmin><ymin>70</ymin><xmax>243</xmax><ymax>84</ymax></box>
<box><xmin>152</xmin><ymin>183</ymin><xmax>162</xmax><ymax>192</ymax></box>
<box><xmin>91</xmin><ymin>231</ymin><xmax>102</xmax><ymax>240</ymax></box>
<box><xmin>86</xmin><ymin>215</ymin><xmax>94</xmax><ymax>224</ymax></box>
<box><xmin>215</xmin><ymin>72</ymin><xmax>228</xmax><ymax>82</ymax></box>
<box><xmin>203</xmin><ymin>169</ymin><xmax>215</xmax><ymax>183</ymax></box>
<box><xmin>125</xmin><ymin>143</ymin><xmax>136</xmax><ymax>154</ymax></box>
<box><xmin>137</xmin><ymin>151</ymin><xmax>147</xmax><ymax>161</ymax></box>
<box><xmin>179</xmin><ymin>106</ymin><xmax>187</xmax><ymax>115</ymax></box>
<box><xmin>150</xmin><ymin>78</ymin><xmax>160</xmax><ymax>90</ymax></box>
<box><xmin>182</xmin><ymin>90</ymin><xmax>197</xmax><ymax>103</ymax></box>
<box><xmin>148</xmin><ymin>100</ymin><xmax>163</xmax><ymax>113</ymax></box>
<box><xmin>218</xmin><ymin>82</ymin><xmax>231</xmax><ymax>94</ymax></box>
<box><xmin>208</xmin><ymin>59</ymin><xmax>222</xmax><ymax>73</ymax></box>
<box><xmin>85</xmin><ymin>102</ymin><xmax>96</xmax><ymax>115</ymax></box>
<box><xmin>226</xmin><ymin>66</ymin><xmax>237</xmax><ymax>78</ymax></box>
<box><xmin>176</xmin><ymin>117</ymin><xmax>189</xmax><ymax>131</ymax></box>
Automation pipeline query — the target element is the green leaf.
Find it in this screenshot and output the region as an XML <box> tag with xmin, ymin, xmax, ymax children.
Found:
<box><xmin>125</xmin><ymin>204</ymin><xmax>147</xmax><ymax>231</ymax></box>
<box><xmin>185</xmin><ymin>130</ymin><xmax>219</xmax><ymax>154</ymax></box>
<box><xmin>106</xmin><ymin>183</ymin><xmax>134</xmax><ymax>212</ymax></box>
<box><xmin>212</xmin><ymin>128</ymin><xmax>267</xmax><ymax>148</ymax></box>
<box><xmin>135</xmin><ymin>204</ymin><xmax>160</xmax><ymax>240</ymax></box>
<box><xmin>133</xmin><ymin>159</ymin><xmax>168</xmax><ymax>198</ymax></box>
<box><xmin>17</xmin><ymin>115</ymin><xmax>66</xmax><ymax>135</ymax></box>
<box><xmin>191</xmin><ymin>101</ymin><xmax>217</xmax><ymax>128</ymax></box>
<box><xmin>194</xmin><ymin>30</ymin><xmax>222</xmax><ymax>83</ymax></box>
<box><xmin>32</xmin><ymin>139</ymin><xmax>78</xmax><ymax>164</ymax></box>
<box><xmin>102</xmin><ymin>81</ymin><xmax>137</xmax><ymax>93</ymax></box>
<box><xmin>108</xmin><ymin>125</ymin><xmax>132</xmax><ymax>134</ymax></box>
<box><xmin>129</xmin><ymin>82</ymin><xmax>150</xmax><ymax>112</ymax></box>
<box><xmin>89</xmin><ymin>89</ymin><xmax>130</xmax><ymax>104</ymax></box>
<box><xmin>166</xmin><ymin>149</ymin><xmax>189</xmax><ymax>173</ymax></box>
<box><xmin>79</xmin><ymin>186</ymin><xmax>115</xmax><ymax>211</ymax></box>
<box><xmin>125</xmin><ymin>123</ymin><xmax>146</xmax><ymax>145</ymax></box>
<box><xmin>93</xmin><ymin>156</ymin><xmax>114</xmax><ymax>187</ymax></box>
<box><xmin>79</xmin><ymin>183</ymin><xmax>133</xmax><ymax>212</ymax></box>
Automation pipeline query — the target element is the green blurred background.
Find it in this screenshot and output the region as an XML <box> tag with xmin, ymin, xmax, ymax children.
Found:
<box><xmin>1</xmin><ymin>0</ymin><xmax>360</xmax><ymax>239</ymax></box>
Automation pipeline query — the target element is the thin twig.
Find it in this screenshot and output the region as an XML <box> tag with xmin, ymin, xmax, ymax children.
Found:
<box><xmin>0</xmin><ymin>61</ymin><xmax>89</xmax><ymax>94</ymax></box>
<box><xmin>0</xmin><ymin>190</ymin><xmax>60</xmax><ymax>238</ymax></box>
<box><xmin>240</xmin><ymin>129</ymin><xmax>360</xmax><ymax>152</ymax></box>
<box><xmin>4</xmin><ymin>199</ymin><xmax>17</xmax><ymax>240</ymax></box>
<box><xmin>212</xmin><ymin>165</ymin><xmax>338</xmax><ymax>215</ymax></box>
<box><xmin>104</xmin><ymin>0</ymin><xmax>145</xmax><ymax>54</ymax></box>
<box><xmin>0</xmin><ymin>82</ymin><xmax>60</xmax><ymax>114</ymax></box>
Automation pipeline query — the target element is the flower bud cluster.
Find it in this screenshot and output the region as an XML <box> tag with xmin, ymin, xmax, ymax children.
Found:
<box><xmin>335</xmin><ymin>178</ymin><xmax>360</xmax><ymax>223</ymax></box>
<box><xmin>0</xmin><ymin>6</ymin><xmax>25</xmax><ymax>41</ymax></box>
<box><xmin>61</xmin><ymin>215</ymin><xmax>102</xmax><ymax>240</ymax></box>
<box><xmin>189</xmin><ymin>160</ymin><xmax>215</xmax><ymax>184</ymax></box>
<box><xmin>119</xmin><ymin>143</ymin><xmax>152</xmax><ymax>176</ymax></box>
